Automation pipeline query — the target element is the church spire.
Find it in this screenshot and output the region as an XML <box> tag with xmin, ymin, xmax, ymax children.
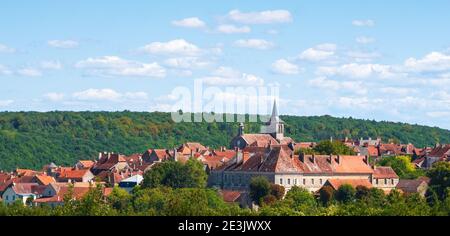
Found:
<box><xmin>271</xmin><ymin>99</ymin><xmax>278</xmax><ymax>119</ymax></box>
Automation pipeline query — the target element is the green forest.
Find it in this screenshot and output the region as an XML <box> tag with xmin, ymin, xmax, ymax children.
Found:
<box><xmin>0</xmin><ymin>111</ymin><xmax>449</xmax><ymax>171</ymax></box>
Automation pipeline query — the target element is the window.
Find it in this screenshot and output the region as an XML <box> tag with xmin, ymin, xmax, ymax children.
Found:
<box><xmin>280</xmin><ymin>178</ymin><xmax>283</xmax><ymax>185</ymax></box>
<box><xmin>12</xmin><ymin>196</ymin><xmax>15</xmax><ymax>201</ymax></box>
<box><xmin>311</xmin><ymin>179</ymin><xmax>315</xmax><ymax>185</ymax></box>
<box><xmin>376</xmin><ymin>179</ymin><xmax>379</xmax><ymax>185</ymax></box>
<box><xmin>320</xmin><ymin>179</ymin><xmax>323</xmax><ymax>185</ymax></box>
<box><xmin>384</xmin><ymin>179</ymin><xmax>387</xmax><ymax>185</ymax></box>
<box><xmin>5</xmin><ymin>196</ymin><xmax>8</xmax><ymax>201</ymax></box>
<box><xmin>391</xmin><ymin>179</ymin><xmax>394</xmax><ymax>185</ymax></box>
<box><xmin>294</xmin><ymin>179</ymin><xmax>297</xmax><ymax>185</ymax></box>
<box><xmin>303</xmin><ymin>179</ymin><xmax>306</xmax><ymax>185</ymax></box>
<box><xmin>288</xmin><ymin>179</ymin><xmax>291</xmax><ymax>185</ymax></box>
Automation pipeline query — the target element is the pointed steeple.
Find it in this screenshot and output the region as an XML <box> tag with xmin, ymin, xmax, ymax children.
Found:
<box><xmin>269</xmin><ymin>99</ymin><xmax>283</xmax><ymax>123</ymax></box>
<box><xmin>271</xmin><ymin>99</ymin><xmax>278</xmax><ymax>119</ymax></box>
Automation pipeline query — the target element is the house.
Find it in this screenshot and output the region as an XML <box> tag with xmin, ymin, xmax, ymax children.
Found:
<box><xmin>209</xmin><ymin>144</ymin><xmax>382</xmax><ymax>192</ymax></box>
<box><xmin>118</xmin><ymin>174</ymin><xmax>143</xmax><ymax>192</ymax></box>
<box><xmin>2</xmin><ymin>183</ymin><xmax>46</xmax><ymax>205</ymax></box>
<box><xmin>142</xmin><ymin>149</ymin><xmax>172</xmax><ymax>164</ymax></box>
<box><xmin>57</xmin><ymin>169</ymin><xmax>94</xmax><ymax>183</ymax></box>
<box><xmin>33</xmin><ymin>183</ymin><xmax>92</xmax><ymax>207</ymax></box>
<box><xmin>372</xmin><ymin>166</ymin><xmax>399</xmax><ymax>193</ymax></box>
<box><xmin>177</xmin><ymin>142</ymin><xmax>208</xmax><ymax>156</ymax></box>
<box><xmin>75</xmin><ymin>160</ymin><xmax>95</xmax><ymax>170</ymax></box>
<box><xmin>396</xmin><ymin>179</ymin><xmax>429</xmax><ymax>197</ymax></box>
<box><xmin>91</xmin><ymin>152</ymin><xmax>129</xmax><ymax>175</ymax></box>
<box><xmin>230</xmin><ymin>101</ymin><xmax>295</xmax><ymax>150</ymax></box>
<box><xmin>34</xmin><ymin>174</ymin><xmax>56</xmax><ymax>186</ymax></box>
<box><xmin>424</xmin><ymin>144</ymin><xmax>450</xmax><ymax>169</ymax></box>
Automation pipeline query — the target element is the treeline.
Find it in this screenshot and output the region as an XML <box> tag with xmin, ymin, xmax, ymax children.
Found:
<box><xmin>0</xmin><ymin>111</ymin><xmax>449</xmax><ymax>170</ymax></box>
<box><xmin>2</xmin><ymin>160</ymin><xmax>450</xmax><ymax>216</ymax></box>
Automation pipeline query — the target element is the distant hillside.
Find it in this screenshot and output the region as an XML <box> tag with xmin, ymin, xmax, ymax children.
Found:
<box><xmin>0</xmin><ymin>111</ymin><xmax>449</xmax><ymax>171</ymax></box>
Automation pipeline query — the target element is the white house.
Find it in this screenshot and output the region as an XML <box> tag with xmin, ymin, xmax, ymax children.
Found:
<box><xmin>1</xmin><ymin>183</ymin><xmax>46</xmax><ymax>205</ymax></box>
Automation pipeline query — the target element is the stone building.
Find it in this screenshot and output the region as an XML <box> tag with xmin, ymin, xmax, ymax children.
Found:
<box><xmin>230</xmin><ymin>100</ymin><xmax>295</xmax><ymax>150</ymax></box>
<box><xmin>210</xmin><ymin>100</ymin><xmax>399</xmax><ymax>193</ymax></box>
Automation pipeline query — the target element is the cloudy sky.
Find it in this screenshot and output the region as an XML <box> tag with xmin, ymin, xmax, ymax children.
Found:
<box><xmin>1</xmin><ymin>1</ymin><xmax>450</xmax><ymax>129</ymax></box>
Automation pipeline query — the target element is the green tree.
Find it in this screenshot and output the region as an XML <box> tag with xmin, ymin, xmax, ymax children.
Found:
<box><xmin>335</xmin><ymin>184</ymin><xmax>356</xmax><ymax>203</ymax></box>
<box><xmin>142</xmin><ymin>159</ymin><xmax>207</xmax><ymax>189</ymax></box>
<box><xmin>284</xmin><ymin>186</ymin><xmax>316</xmax><ymax>208</ymax></box>
<box><xmin>107</xmin><ymin>187</ymin><xmax>132</xmax><ymax>213</ymax></box>
<box><xmin>313</xmin><ymin>140</ymin><xmax>355</xmax><ymax>155</ymax></box>
<box><xmin>427</xmin><ymin>161</ymin><xmax>450</xmax><ymax>200</ymax></box>
<box><xmin>319</xmin><ymin>186</ymin><xmax>335</xmax><ymax>205</ymax></box>
<box><xmin>270</xmin><ymin>184</ymin><xmax>285</xmax><ymax>200</ymax></box>
<box><xmin>378</xmin><ymin>155</ymin><xmax>423</xmax><ymax>179</ymax></box>
<box><xmin>249</xmin><ymin>176</ymin><xmax>271</xmax><ymax>205</ymax></box>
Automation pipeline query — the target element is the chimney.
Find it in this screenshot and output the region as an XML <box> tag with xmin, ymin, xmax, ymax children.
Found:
<box><xmin>238</xmin><ymin>122</ymin><xmax>244</xmax><ymax>136</ymax></box>
<box><xmin>364</xmin><ymin>155</ymin><xmax>369</xmax><ymax>165</ymax></box>
<box><xmin>173</xmin><ymin>148</ymin><xmax>178</xmax><ymax>162</ymax></box>
<box><xmin>299</xmin><ymin>153</ymin><xmax>305</xmax><ymax>163</ymax></box>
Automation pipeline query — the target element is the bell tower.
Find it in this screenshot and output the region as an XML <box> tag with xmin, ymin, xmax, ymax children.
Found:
<box><xmin>261</xmin><ymin>100</ymin><xmax>284</xmax><ymax>141</ymax></box>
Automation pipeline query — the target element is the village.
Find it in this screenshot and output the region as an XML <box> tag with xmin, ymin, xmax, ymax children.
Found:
<box><xmin>0</xmin><ymin>102</ymin><xmax>448</xmax><ymax>208</ymax></box>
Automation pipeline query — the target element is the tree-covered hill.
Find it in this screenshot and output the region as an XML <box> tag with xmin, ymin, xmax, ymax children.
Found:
<box><xmin>0</xmin><ymin>111</ymin><xmax>449</xmax><ymax>171</ymax></box>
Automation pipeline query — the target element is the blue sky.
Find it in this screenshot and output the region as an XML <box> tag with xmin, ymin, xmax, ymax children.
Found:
<box><xmin>1</xmin><ymin>0</ymin><xmax>450</xmax><ymax>129</ymax></box>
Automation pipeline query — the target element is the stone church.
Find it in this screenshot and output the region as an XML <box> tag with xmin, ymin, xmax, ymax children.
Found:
<box><xmin>210</xmin><ymin>100</ymin><xmax>399</xmax><ymax>193</ymax></box>
<box><xmin>230</xmin><ymin>101</ymin><xmax>294</xmax><ymax>150</ymax></box>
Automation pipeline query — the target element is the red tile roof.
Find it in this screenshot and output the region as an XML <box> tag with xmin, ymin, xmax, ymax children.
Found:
<box><xmin>428</xmin><ymin>144</ymin><xmax>450</xmax><ymax>159</ymax></box>
<box><xmin>241</xmin><ymin>134</ymin><xmax>278</xmax><ymax>148</ymax></box>
<box><xmin>373</xmin><ymin>166</ymin><xmax>399</xmax><ymax>179</ymax></box>
<box><xmin>217</xmin><ymin>145</ymin><xmax>374</xmax><ymax>174</ymax></box>
<box><xmin>77</xmin><ymin>160</ymin><xmax>95</xmax><ymax>168</ymax></box>
<box><xmin>220</xmin><ymin>190</ymin><xmax>242</xmax><ymax>203</ymax></box>
<box><xmin>326</xmin><ymin>179</ymin><xmax>373</xmax><ymax>190</ymax></box>
<box><xmin>35</xmin><ymin>175</ymin><xmax>56</xmax><ymax>185</ymax></box>
<box><xmin>58</xmin><ymin>169</ymin><xmax>91</xmax><ymax>180</ymax></box>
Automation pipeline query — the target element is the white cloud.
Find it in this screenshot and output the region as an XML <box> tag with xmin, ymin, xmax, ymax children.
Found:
<box><xmin>212</xmin><ymin>66</ymin><xmax>241</xmax><ymax>78</ymax></box>
<box><xmin>75</xmin><ymin>56</ymin><xmax>166</xmax><ymax>78</ymax></box>
<box><xmin>233</xmin><ymin>39</ymin><xmax>274</xmax><ymax>50</ymax></box>
<box><xmin>404</xmin><ymin>52</ymin><xmax>450</xmax><ymax>72</ymax></box>
<box><xmin>17</xmin><ymin>68</ymin><xmax>42</xmax><ymax>77</ymax></box>
<box><xmin>72</xmin><ymin>89</ymin><xmax>149</xmax><ymax>102</ymax></box>
<box><xmin>309</xmin><ymin>77</ymin><xmax>367</xmax><ymax>95</ymax></box>
<box><xmin>426</xmin><ymin>111</ymin><xmax>450</xmax><ymax>118</ymax></box>
<box><xmin>271</xmin><ymin>59</ymin><xmax>300</xmax><ymax>75</ymax></box>
<box><xmin>228</xmin><ymin>9</ymin><xmax>293</xmax><ymax>24</ymax></box>
<box><xmin>352</xmin><ymin>19</ymin><xmax>375</xmax><ymax>27</ymax></box>
<box><xmin>202</xmin><ymin>67</ymin><xmax>264</xmax><ymax>86</ymax></box>
<box><xmin>172</xmin><ymin>17</ymin><xmax>206</xmax><ymax>28</ymax></box>
<box><xmin>44</xmin><ymin>93</ymin><xmax>65</xmax><ymax>102</ymax></box>
<box><xmin>346</xmin><ymin>51</ymin><xmax>381</xmax><ymax>62</ymax></box>
<box><xmin>140</xmin><ymin>39</ymin><xmax>201</xmax><ymax>56</ymax></box>
<box><xmin>73</xmin><ymin>89</ymin><xmax>122</xmax><ymax>101</ymax></box>
<box><xmin>0</xmin><ymin>64</ymin><xmax>13</xmax><ymax>75</ymax></box>
<box><xmin>356</xmin><ymin>36</ymin><xmax>376</xmax><ymax>44</ymax></box>
<box><xmin>217</xmin><ymin>24</ymin><xmax>251</xmax><ymax>34</ymax></box>
<box><xmin>299</xmin><ymin>43</ymin><xmax>337</xmax><ymax>61</ymax></box>
<box><xmin>317</xmin><ymin>63</ymin><xmax>396</xmax><ymax>79</ymax></box>
<box><xmin>0</xmin><ymin>44</ymin><xmax>15</xmax><ymax>53</ymax></box>
<box><xmin>267</xmin><ymin>29</ymin><xmax>279</xmax><ymax>35</ymax></box>
<box><xmin>48</xmin><ymin>40</ymin><xmax>79</xmax><ymax>49</ymax></box>
<box><xmin>379</xmin><ymin>87</ymin><xmax>416</xmax><ymax>96</ymax></box>
<box><xmin>0</xmin><ymin>100</ymin><xmax>13</xmax><ymax>107</ymax></box>
<box><xmin>40</xmin><ymin>61</ymin><xmax>63</xmax><ymax>70</ymax></box>
<box><xmin>164</xmin><ymin>57</ymin><xmax>210</xmax><ymax>69</ymax></box>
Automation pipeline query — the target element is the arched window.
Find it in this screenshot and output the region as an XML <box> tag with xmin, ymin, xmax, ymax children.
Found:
<box><xmin>280</xmin><ymin>178</ymin><xmax>283</xmax><ymax>185</ymax></box>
